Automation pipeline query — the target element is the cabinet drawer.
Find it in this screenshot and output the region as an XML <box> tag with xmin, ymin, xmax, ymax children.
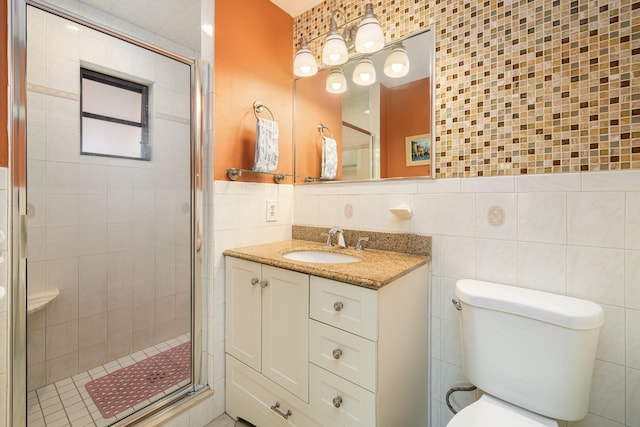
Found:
<box><xmin>309</xmin><ymin>320</ymin><xmax>377</xmax><ymax>392</ymax></box>
<box><xmin>226</xmin><ymin>355</ymin><xmax>337</xmax><ymax>427</ymax></box>
<box><xmin>310</xmin><ymin>276</ymin><xmax>378</xmax><ymax>340</ymax></box>
<box><xmin>309</xmin><ymin>364</ymin><xmax>376</xmax><ymax>427</ymax></box>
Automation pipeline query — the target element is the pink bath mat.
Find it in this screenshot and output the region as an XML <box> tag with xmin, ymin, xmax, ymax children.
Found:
<box><xmin>85</xmin><ymin>342</ymin><xmax>191</xmax><ymax>419</ymax></box>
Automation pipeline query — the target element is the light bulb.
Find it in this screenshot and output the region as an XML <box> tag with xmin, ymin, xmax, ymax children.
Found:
<box><xmin>294</xmin><ymin>36</ymin><xmax>318</xmax><ymax>77</ymax></box>
<box><xmin>384</xmin><ymin>46</ymin><xmax>410</xmax><ymax>78</ymax></box>
<box><xmin>322</xmin><ymin>20</ymin><xmax>349</xmax><ymax>66</ymax></box>
<box><xmin>326</xmin><ymin>69</ymin><xmax>347</xmax><ymax>94</ymax></box>
<box><xmin>355</xmin><ymin>4</ymin><xmax>385</xmax><ymax>54</ymax></box>
<box><xmin>352</xmin><ymin>58</ymin><xmax>376</xmax><ymax>86</ymax></box>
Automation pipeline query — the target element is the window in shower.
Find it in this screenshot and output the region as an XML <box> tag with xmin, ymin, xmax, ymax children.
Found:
<box><xmin>80</xmin><ymin>68</ymin><xmax>150</xmax><ymax>160</ymax></box>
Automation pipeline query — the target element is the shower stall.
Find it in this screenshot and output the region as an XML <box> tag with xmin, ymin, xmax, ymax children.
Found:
<box><xmin>9</xmin><ymin>0</ymin><xmax>205</xmax><ymax>425</ymax></box>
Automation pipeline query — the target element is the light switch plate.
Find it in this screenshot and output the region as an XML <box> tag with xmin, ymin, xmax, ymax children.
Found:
<box><xmin>266</xmin><ymin>200</ymin><xmax>278</xmax><ymax>222</ymax></box>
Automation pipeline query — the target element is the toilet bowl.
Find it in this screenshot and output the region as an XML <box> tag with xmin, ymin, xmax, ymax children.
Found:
<box><xmin>447</xmin><ymin>394</ymin><xmax>557</xmax><ymax>427</ymax></box>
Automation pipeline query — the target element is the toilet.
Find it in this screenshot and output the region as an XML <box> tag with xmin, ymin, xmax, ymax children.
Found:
<box><xmin>447</xmin><ymin>279</ymin><xmax>605</xmax><ymax>427</ymax></box>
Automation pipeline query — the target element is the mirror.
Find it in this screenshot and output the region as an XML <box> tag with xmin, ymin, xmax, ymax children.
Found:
<box><xmin>294</xmin><ymin>29</ymin><xmax>434</xmax><ymax>183</ymax></box>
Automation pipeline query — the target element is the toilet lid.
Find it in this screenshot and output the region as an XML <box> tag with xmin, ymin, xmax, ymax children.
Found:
<box><xmin>447</xmin><ymin>395</ymin><xmax>558</xmax><ymax>427</ymax></box>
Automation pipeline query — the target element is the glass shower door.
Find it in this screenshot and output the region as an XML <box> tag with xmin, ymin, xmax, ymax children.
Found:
<box><xmin>25</xmin><ymin>5</ymin><xmax>195</xmax><ymax>425</ymax></box>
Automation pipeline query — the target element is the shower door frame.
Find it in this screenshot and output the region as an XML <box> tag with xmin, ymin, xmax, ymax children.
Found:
<box><xmin>8</xmin><ymin>0</ymin><xmax>205</xmax><ymax>425</ymax></box>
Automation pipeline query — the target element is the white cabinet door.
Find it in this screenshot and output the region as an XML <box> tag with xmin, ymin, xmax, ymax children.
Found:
<box><xmin>225</xmin><ymin>257</ymin><xmax>262</xmax><ymax>371</ymax></box>
<box><xmin>262</xmin><ymin>265</ymin><xmax>310</xmax><ymax>402</ymax></box>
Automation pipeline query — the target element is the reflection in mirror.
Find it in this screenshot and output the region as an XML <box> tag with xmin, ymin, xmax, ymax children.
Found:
<box><xmin>294</xmin><ymin>29</ymin><xmax>434</xmax><ymax>183</ymax></box>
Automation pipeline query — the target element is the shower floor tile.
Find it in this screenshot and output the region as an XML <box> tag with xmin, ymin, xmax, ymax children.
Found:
<box><xmin>27</xmin><ymin>334</ymin><xmax>191</xmax><ymax>427</ymax></box>
<box><xmin>207</xmin><ymin>414</ymin><xmax>256</xmax><ymax>427</ymax></box>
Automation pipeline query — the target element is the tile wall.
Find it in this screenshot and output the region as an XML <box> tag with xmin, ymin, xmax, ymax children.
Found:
<box><xmin>292</xmin><ymin>1</ymin><xmax>640</xmax><ymax>425</ymax></box>
<box><xmin>25</xmin><ymin>7</ymin><xmax>192</xmax><ymax>390</ymax></box>
<box><xmin>294</xmin><ymin>170</ymin><xmax>640</xmax><ymax>427</ymax></box>
<box><xmin>201</xmin><ymin>0</ymin><xmax>217</xmax><ymax>414</ymax></box>
<box><xmin>0</xmin><ymin>168</ymin><xmax>7</xmax><ymax>427</ymax></box>
<box><xmin>294</xmin><ymin>0</ymin><xmax>640</xmax><ymax>177</ymax></box>
<box><xmin>210</xmin><ymin>180</ymin><xmax>294</xmax><ymax>417</ymax></box>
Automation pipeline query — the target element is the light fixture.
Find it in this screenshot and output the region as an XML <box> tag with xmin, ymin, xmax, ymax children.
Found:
<box><xmin>384</xmin><ymin>45</ymin><xmax>410</xmax><ymax>78</ymax></box>
<box><xmin>326</xmin><ymin>69</ymin><xmax>347</xmax><ymax>94</ymax></box>
<box><xmin>322</xmin><ymin>18</ymin><xmax>349</xmax><ymax>65</ymax></box>
<box><xmin>296</xmin><ymin>4</ymin><xmax>385</xmax><ymax>79</ymax></box>
<box><xmin>293</xmin><ymin>36</ymin><xmax>318</xmax><ymax>77</ymax></box>
<box><xmin>355</xmin><ymin>3</ymin><xmax>385</xmax><ymax>54</ymax></box>
<box><xmin>352</xmin><ymin>58</ymin><xmax>376</xmax><ymax>86</ymax></box>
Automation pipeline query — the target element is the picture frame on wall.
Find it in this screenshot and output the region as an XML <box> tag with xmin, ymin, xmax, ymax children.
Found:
<box><xmin>405</xmin><ymin>134</ymin><xmax>431</xmax><ymax>167</ymax></box>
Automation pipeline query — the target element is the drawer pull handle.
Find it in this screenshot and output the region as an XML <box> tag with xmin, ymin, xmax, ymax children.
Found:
<box><xmin>270</xmin><ymin>402</ymin><xmax>292</xmax><ymax>419</ymax></box>
<box><xmin>332</xmin><ymin>348</ymin><xmax>343</xmax><ymax>359</ymax></box>
<box><xmin>250</xmin><ymin>278</ymin><xmax>259</xmax><ymax>286</ymax></box>
<box><xmin>260</xmin><ymin>280</ymin><xmax>269</xmax><ymax>288</ymax></box>
<box><xmin>333</xmin><ymin>301</ymin><xmax>344</xmax><ymax>312</ymax></box>
<box><xmin>333</xmin><ymin>396</ymin><xmax>343</xmax><ymax>408</ymax></box>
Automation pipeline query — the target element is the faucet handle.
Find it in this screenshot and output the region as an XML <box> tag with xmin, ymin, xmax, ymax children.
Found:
<box><xmin>355</xmin><ymin>236</ymin><xmax>369</xmax><ymax>251</ymax></box>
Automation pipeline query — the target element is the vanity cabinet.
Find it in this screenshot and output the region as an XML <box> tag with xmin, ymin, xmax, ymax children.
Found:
<box><xmin>225</xmin><ymin>255</ymin><xmax>429</xmax><ymax>427</ymax></box>
<box><xmin>225</xmin><ymin>257</ymin><xmax>309</xmax><ymax>401</ymax></box>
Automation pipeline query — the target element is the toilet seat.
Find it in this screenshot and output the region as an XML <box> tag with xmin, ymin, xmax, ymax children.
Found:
<box><xmin>447</xmin><ymin>394</ymin><xmax>558</xmax><ymax>427</ymax></box>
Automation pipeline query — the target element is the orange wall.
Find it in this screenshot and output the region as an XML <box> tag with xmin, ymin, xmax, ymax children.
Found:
<box><xmin>294</xmin><ymin>69</ymin><xmax>342</xmax><ymax>181</ymax></box>
<box><xmin>1</xmin><ymin>0</ymin><xmax>8</xmax><ymax>168</ymax></box>
<box><xmin>213</xmin><ymin>0</ymin><xmax>293</xmax><ymax>183</ymax></box>
<box><xmin>380</xmin><ymin>78</ymin><xmax>431</xmax><ymax>178</ymax></box>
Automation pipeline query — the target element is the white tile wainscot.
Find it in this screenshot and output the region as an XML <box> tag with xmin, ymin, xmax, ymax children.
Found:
<box><xmin>293</xmin><ymin>170</ymin><xmax>640</xmax><ymax>427</ymax></box>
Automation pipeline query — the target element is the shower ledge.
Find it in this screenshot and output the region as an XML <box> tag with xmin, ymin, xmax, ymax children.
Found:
<box><xmin>27</xmin><ymin>289</ymin><xmax>59</xmax><ymax>315</ymax></box>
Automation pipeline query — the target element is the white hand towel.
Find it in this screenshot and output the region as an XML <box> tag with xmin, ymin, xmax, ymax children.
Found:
<box><xmin>253</xmin><ymin>117</ymin><xmax>279</xmax><ymax>173</ymax></box>
<box><xmin>321</xmin><ymin>137</ymin><xmax>338</xmax><ymax>180</ymax></box>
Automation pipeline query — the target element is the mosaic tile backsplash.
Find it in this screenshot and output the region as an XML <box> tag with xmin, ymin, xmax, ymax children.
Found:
<box><xmin>294</xmin><ymin>0</ymin><xmax>640</xmax><ymax>178</ymax></box>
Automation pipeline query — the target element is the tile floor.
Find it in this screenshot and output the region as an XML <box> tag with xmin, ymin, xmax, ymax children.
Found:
<box><xmin>27</xmin><ymin>334</ymin><xmax>191</xmax><ymax>427</ymax></box>
<box><xmin>206</xmin><ymin>414</ymin><xmax>255</xmax><ymax>427</ymax></box>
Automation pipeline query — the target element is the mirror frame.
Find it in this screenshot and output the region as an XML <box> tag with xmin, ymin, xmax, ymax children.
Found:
<box><xmin>293</xmin><ymin>28</ymin><xmax>436</xmax><ymax>184</ymax></box>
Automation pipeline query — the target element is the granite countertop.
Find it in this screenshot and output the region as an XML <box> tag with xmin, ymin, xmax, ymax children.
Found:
<box><xmin>223</xmin><ymin>239</ymin><xmax>429</xmax><ymax>289</ymax></box>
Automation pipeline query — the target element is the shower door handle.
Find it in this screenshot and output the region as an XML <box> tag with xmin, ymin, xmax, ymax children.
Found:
<box><xmin>20</xmin><ymin>214</ymin><xmax>27</xmax><ymax>259</ymax></box>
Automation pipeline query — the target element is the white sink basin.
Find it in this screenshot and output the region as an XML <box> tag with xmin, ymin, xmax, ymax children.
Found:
<box><xmin>283</xmin><ymin>250</ymin><xmax>361</xmax><ymax>264</ymax></box>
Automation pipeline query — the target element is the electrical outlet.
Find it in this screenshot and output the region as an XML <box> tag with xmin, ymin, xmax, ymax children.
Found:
<box><xmin>266</xmin><ymin>200</ymin><xmax>278</xmax><ymax>222</ymax></box>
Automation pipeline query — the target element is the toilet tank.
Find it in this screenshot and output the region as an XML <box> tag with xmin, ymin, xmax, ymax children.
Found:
<box><xmin>455</xmin><ymin>279</ymin><xmax>604</xmax><ymax>422</ymax></box>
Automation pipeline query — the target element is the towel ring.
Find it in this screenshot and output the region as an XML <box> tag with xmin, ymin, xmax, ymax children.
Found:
<box><xmin>253</xmin><ymin>101</ymin><xmax>275</xmax><ymax>121</ymax></box>
<box><xmin>318</xmin><ymin>123</ymin><xmax>334</xmax><ymax>139</ymax></box>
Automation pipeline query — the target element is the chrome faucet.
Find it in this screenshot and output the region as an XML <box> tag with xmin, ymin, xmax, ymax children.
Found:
<box><xmin>326</xmin><ymin>226</ymin><xmax>346</xmax><ymax>248</ymax></box>
<box><xmin>355</xmin><ymin>236</ymin><xmax>369</xmax><ymax>251</ymax></box>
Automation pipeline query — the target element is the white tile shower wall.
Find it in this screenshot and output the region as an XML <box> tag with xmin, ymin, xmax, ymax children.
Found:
<box><xmin>25</xmin><ymin>7</ymin><xmax>192</xmax><ymax>390</ymax></box>
<box><xmin>210</xmin><ymin>180</ymin><xmax>294</xmax><ymax>418</ymax></box>
<box><xmin>0</xmin><ymin>168</ymin><xmax>8</xmax><ymax>427</ymax></box>
<box><xmin>293</xmin><ymin>170</ymin><xmax>640</xmax><ymax>427</ymax></box>
<box><xmin>201</xmin><ymin>0</ymin><xmax>215</xmax><ymax>413</ymax></box>
<box><xmin>39</xmin><ymin>0</ymin><xmax>196</xmax><ymax>59</ymax></box>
